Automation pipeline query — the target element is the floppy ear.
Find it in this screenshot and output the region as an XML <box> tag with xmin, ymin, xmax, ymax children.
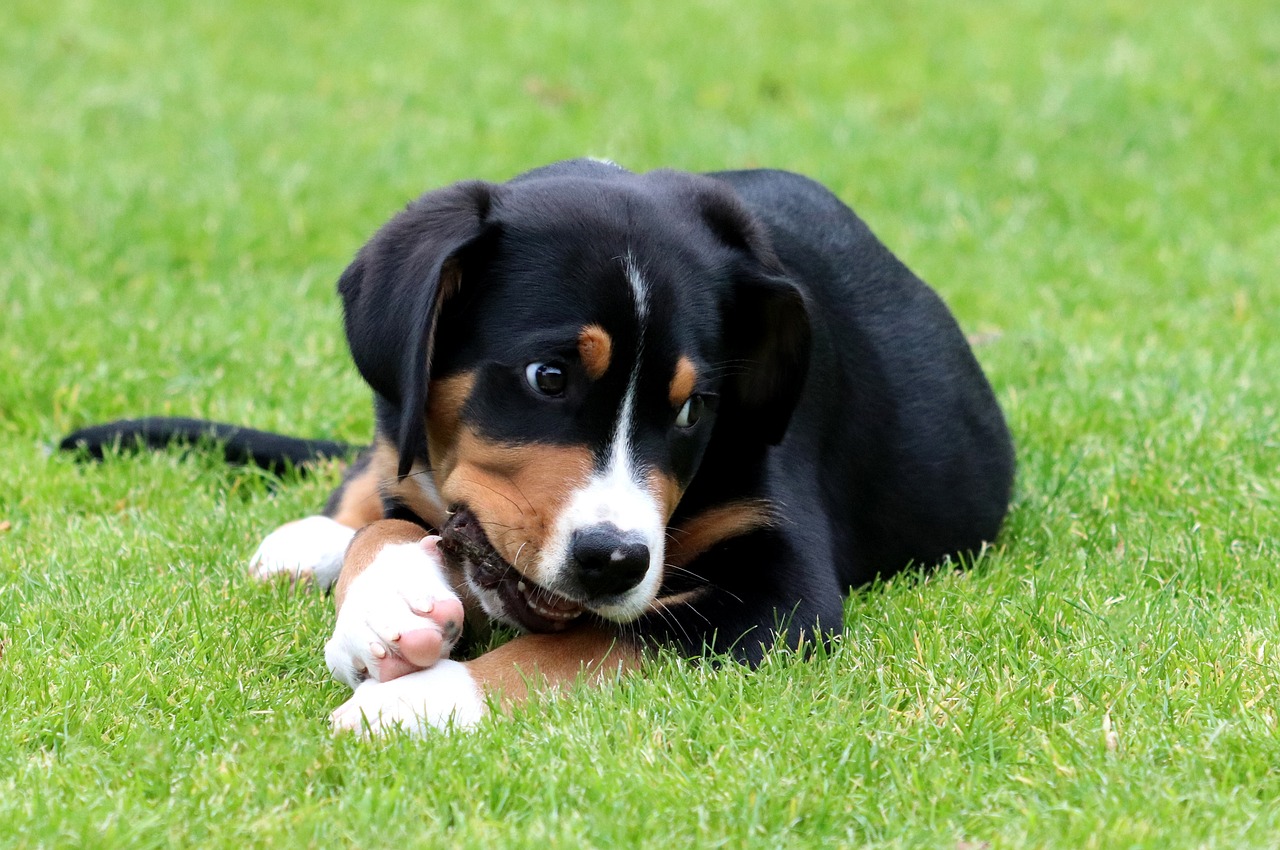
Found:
<box><xmin>700</xmin><ymin>187</ymin><xmax>812</xmax><ymax>446</ymax></box>
<box><xmin>338</xmin><ymin>180</ymin><xmax>494</xmax><ymax>476</ymax></box>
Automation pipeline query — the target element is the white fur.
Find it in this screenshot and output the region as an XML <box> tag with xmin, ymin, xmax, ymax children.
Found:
<box><xmin>537</xmin><ymin>266</ymin><xmax>665</xmax><ymax>620</ymax></box>
<box><xmin>330</xmin><ymin>660</ymin><xmax>486</xmax><ymax>735</ymax></box>
<box><xmin>544</xmin><ymin>456</ymin><xmax>665</xmax><ymax>621</ymax></box>
<box><xmin>324</xmin><ymin>540</ymin><xmax>461</xmax><ymax>688</ymax></box>
<box><xmin>622</xmin><ymin>250</ymin><xmax>649</xmax><ymax>320</ymax></box>
<box><xmin>247</xmin><ymin>515</ymin><xmax>355</xmax><ymax>588</ymax></box>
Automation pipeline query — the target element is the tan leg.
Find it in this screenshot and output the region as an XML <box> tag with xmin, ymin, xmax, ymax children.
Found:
<box><xmin>464</xmin><ymin>625</ymin><xmax>642</xmax><ymax>713</ymax></box>
<box><xmin>330</xmin><ymin>624</ymin><xmax>642</xmax><ymax>735</ymax></box>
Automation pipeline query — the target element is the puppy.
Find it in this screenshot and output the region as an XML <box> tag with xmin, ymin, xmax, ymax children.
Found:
<box><xmin>67</xmin><ymin>159</ymin><xmax>1015</xmax><ymax>735</ymax></box>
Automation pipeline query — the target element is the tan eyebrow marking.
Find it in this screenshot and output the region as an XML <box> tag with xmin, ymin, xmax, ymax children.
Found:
<box><xmin>578</xmin><ymin>324</ymin><xmax>613</xmax><ymax>380</ymax></box>
<box><xmin>669</xmin><ymin>355</ymin><xmax>697</xmax><ymax>407</ymax></box>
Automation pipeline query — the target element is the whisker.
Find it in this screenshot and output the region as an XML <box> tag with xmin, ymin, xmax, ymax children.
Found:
<box><xmin>649</xmin><ymin>597</ymin><xmax>702</xmax><ymax>648</ymax></box>
<box><xmin>506</xmin><ymin>477</ymin><xmax>538</xmax><ymax>514</ymax></box>
<box><xmin>457</xmin><ymin>476</ymin><xmax>527</xmax><ymax>517</ymax></box>
<box><xmin>677</xmin><ymin>600</ymin><xmax>713</xmax><ymax>629</ymax></box>
<box><xmin>659</xmin><ymin>561</ymin><xmax>745</xmax><ymax>609</ymax></box>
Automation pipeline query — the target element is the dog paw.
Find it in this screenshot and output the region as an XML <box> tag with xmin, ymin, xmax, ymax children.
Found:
<box><xmin>324</xmin><ymin>536</ymin><xmax>466</xmax><ymax>688</ymax></box>
<box><xmin>330</xmin><ymin>660</ymin><xmax>486</xmax><ymax>736</ymax></box>
<box><xmin>248</xmin><ymin>515</ymin><xmax>355</xmax><ymax>589</ymax></box>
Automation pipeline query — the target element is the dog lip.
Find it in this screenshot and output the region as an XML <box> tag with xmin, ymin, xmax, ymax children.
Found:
<box><xmin>439</xmin><ymin>507</ymin><xmax>586</xmax><ymax>632</ymax></box>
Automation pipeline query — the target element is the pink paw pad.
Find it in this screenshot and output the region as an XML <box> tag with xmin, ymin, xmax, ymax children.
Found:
<box><xmin>373</xmin><ymin>595</ymin><xmax>466</xmax><ymax>680</ymax></box>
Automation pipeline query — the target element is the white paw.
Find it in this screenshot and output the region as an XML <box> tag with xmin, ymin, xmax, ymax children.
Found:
<box><xmin>330</xmin><ymin>660</ymin><xmax>486</xmax><ymax>735</ymax></box>
<box><xmin>323</xmin><ymin>536</ymin><xmax>465</xmax><ymax>688</ymax></box>
<box><xmin>248</xmin><ymin>515</ymin><xmax>355</xmax><ymax>589</ymax></box>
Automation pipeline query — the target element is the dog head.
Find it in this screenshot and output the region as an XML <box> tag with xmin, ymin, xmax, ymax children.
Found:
<box><xmin>339</xmin><ymin>162</ymin><xmax>809</xmax><ymax>632</ymax></box>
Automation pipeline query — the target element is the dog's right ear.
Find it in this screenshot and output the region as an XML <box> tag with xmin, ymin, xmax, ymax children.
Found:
<box><xmin>338</xmin><ymin>180</ymin><xmax>495</xmax><ymax>477</ymax></box>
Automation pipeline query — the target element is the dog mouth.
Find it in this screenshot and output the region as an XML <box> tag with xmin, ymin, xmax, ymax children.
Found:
<box><xmin>438</xmin><ymin>507</ymin><xmax>586</xmax><ymax>633</ymax></box>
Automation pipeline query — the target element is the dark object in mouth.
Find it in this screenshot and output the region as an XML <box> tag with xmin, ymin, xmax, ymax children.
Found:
<box><xmin>439</xmin><ymin>507</ymin><xmax>585</xmax><ymax>632</ymax></box>
<box><xmin>438</xmin><ymin>508</ymin><xmax>507</xmax><ymax>587</ymax></box>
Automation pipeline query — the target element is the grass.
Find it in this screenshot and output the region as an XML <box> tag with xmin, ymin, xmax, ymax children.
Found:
<box><xmin>2</xmin><ymin>0</ymin><xmax>1278</xmax><ymax>846</ymax></box>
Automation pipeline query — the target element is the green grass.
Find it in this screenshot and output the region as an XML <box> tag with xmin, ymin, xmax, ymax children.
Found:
<box><xmin>3</xmin><ymin>0</ymin><xmax>1279</xmax><ymax>846</ymax></box>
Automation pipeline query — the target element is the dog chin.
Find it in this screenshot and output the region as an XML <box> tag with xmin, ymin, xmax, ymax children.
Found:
<box><xmin>588</xmin><ymin>596</ymin><xmax>652</xmax><ymax>624</ymax></box>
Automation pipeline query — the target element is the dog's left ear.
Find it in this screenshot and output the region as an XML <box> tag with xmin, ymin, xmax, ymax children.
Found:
<box><xmin>699</xmin><ymin>186</ymin><xmax>812</xmax><ymax>446</ymax></box>
<box><xmin>338</xmin><ymin>180</ymin><xmax>495</xmax><ymax>476</ymax></box>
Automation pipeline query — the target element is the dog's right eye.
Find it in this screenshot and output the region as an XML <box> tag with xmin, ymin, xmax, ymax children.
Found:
<box><xmin>524</xmin><ymin>362</ymin><xmax>567</xmax><ymax>397</ymax></box>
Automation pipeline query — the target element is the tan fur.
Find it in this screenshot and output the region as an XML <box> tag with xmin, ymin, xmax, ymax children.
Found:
<box><xmin>646</xmin><ymin>470</ymin><xmax>684</xmax><ymax>523</ymax></box>
<box><xmin>434</xmin><ymin>429</ymin><xmax>593</xmax><ymax>580</ymax></box>
<box><xmin>426</xmin><ymin>372</ymin><xmax>475</xmax><ymax>454</ymax></box>
<box><xmin>332</xmin><ymin>519</ymin><xmax>432</xmax><ymax>609</ymax></box>
<box><xmin>577</xmin><ymin>324</ymin><xmax>613</xmax><ymax>380</ymax></box>
<box><xmin>368</xmin><ymin>437</ymin><xmax>449</xmax><ymax>531</ymax></box>
<box><xmin>463</xmin><ymin>625</ymin><xmax>641</xmax><ymax>711</ymax></box>
<box><xmin>665</xmin><ymin>500</ymin><xmax>776</xmax><ymax>568</ymax></box>
<box><xmin>328</xmin><ymin>462</ymin><xmax>386</xmax><ymax>530</ymax></box>
<box><xmin>669</xmin><ymin>355</ymin><xmax>697</xmax><ymax>407</ymax></box>
<box><xmin>423</xmin><ymin>371</ymin><xmax>474</xmax><ymax>523</ymax></box>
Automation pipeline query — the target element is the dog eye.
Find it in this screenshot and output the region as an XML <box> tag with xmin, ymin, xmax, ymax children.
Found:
<box><xmin>675</xmin><ymin>395</ymin><xmax>706</xmax><ymax>428</ymax></box>
<box><xmin>525</xmin><ymin>362</ymin><xmax>567</xmax><ymax>397</ymax></box>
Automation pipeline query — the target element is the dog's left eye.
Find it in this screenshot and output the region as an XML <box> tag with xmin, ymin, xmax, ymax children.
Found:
<box><xmin>675</xmin><ymin>395</ymin><xmax>706</xmax><ymax>428</ymax></box>
<box><xmin>525</xmin><ymin>362</ymin><xmax>567</xmax><ymax>397</ymax></box>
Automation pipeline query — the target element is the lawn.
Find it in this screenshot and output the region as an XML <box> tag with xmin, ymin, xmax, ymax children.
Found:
<box><xmin>2</xmin><ymin>0</ymin><xmax>1278</xmax><ymax>847</ymax></box>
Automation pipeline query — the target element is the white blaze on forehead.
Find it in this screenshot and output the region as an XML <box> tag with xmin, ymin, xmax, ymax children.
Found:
<box><xmin>623</xmin><ymin>250</ymin><xmax>649</xmax><ymax>321</ymax></box>
<box><xmin>536</xmin><ymin>255</ymin><xmax>664</xmax><ymax>620</ymax></box>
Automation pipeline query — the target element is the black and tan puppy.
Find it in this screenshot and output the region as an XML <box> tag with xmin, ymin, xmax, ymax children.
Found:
<box><xmin>65</xmin><ymin>159</ymin><xmax>1014</xmax><ymax>734</ymax></box>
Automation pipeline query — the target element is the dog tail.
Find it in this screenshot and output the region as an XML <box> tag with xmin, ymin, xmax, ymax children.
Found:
<box><xmin>59</xmin><ymin>417</ymin><xmax>355</xmax><ymax>473</ymax></box>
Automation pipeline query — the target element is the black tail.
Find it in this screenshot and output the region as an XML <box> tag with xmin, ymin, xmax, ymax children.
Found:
<box><xmin>59</xmin><ymin>417</ymin><xmax>355</xmax><ymax>474</ymax></box>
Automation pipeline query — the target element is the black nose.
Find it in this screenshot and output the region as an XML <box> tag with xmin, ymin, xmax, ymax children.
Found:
<box><xmin>569</xmin><ymin>524</ymin><xmax>650</xmax><ymax>598</ymax></box>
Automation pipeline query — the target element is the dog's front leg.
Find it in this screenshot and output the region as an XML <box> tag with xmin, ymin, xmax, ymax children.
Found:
<box><xmin>323</xmin><ymin>520</ymin><xmax>467</xmax><ymax>687</ymax></box>
<box><xmin>329</xmin><ymin>626</ymin><xmax>641</xmax><ymax>735</ymax></box>
<box><xmin>247</xmin><ymin>452</ymin><xmax>386</xmax><ymax>587</ymax></box>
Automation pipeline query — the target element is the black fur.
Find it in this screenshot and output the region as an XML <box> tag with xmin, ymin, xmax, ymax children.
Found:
<box><xmin>59</xmin><ymin>417</ymin><xmax>352</xmax><ymax>474</ymax></box>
